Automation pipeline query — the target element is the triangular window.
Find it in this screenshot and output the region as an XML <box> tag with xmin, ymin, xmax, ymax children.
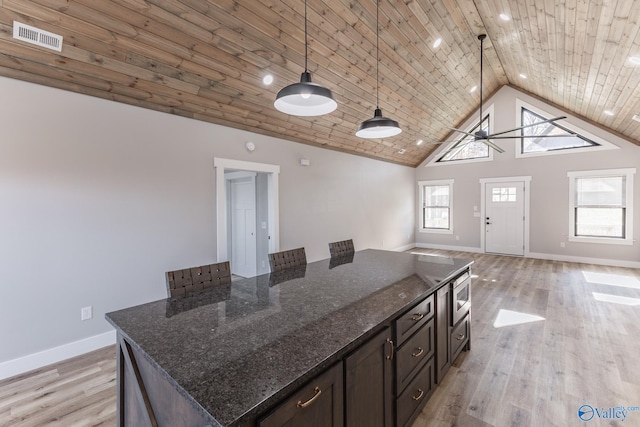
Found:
<box><xmin>521</xmin><ymin>107</ymin><xmax>599</xmax><ymax>153</ymax></box>
<box><xmin>437</xmin><ymin>114</ymin><xmax>490</xmax><ymax>163</ymax></box>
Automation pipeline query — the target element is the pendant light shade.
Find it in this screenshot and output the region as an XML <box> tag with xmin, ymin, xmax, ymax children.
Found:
<box><xmin>274</xmin><ymin>71</ymin><xmax>337</xmax><ymax>116</ymax></box>
<box><xmin>356</xmin><ymin>0</ymin><xmax>401</xmax><ymax>138</ymax></box>
<box><xmin>356</xmin><ymin>108</ymin><xmax>402</xmax><ymax>138</ymax></box>
<box><xmin>274</xmin><ymin>0</ymin><xmax>337</xmax><ymax>117</ymax></box>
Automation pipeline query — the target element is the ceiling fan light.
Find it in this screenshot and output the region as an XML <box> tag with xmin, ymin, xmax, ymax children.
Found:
<box><xmin>274</xmin><ymin>72</ymin><xmax>337</xmax><ymax>116</ymax></box>
<box><xmin>356</xmin><ymin>108</ymin><xmax>402</xmax><ymax>139</ymax></box>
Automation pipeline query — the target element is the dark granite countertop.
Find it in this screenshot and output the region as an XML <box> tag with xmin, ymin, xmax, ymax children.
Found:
<box><xmin>106</xmin><ymin>249</ymin><xmax>473</xmax><ymax>427</ymax></box>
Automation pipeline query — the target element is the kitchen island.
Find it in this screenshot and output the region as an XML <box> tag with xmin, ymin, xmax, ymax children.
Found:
<box><xmin>106</xmin><ymin>249</ymin><xmax>473</xmax><ymax>427</ymax></box>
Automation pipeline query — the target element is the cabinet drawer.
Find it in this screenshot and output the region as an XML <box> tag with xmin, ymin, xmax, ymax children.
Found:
<box><xmin>396</xmin><ymin>318</ymin><xmax>434</xmax><ymax>394</ymax></box>
<box><xmin>259</xmin><ymin>362</ymin><xmax>344</xmax><ymax>427</ymax></box>
<box><xmin>395</xmin><ymin>295</ymin><xmax>434</xmax><ymax>346</ymax></box>
<box><xmin>396</xmin><ymin>358</ymin><xmax>435</xmax><ymax>427</ymax></box>
<box><xmin>450</xmin><ymin>314</ymin><xmax>470</xmax><ymax>363</ymax></box>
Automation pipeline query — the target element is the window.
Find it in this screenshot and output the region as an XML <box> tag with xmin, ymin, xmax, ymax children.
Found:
<box><xmin>427</xmin><ymin>105</ymin><xmax>495</xmax><ymax>166</ymax></box>
<box><xmin>419</xmin><ymin>179</ymin><xmax>453</xmax><ymax>234</ymax></box>
<box><xmin>568</xmin><ymin>169</ymin><xmax>635</xmax><ymax>245</ymax></box>
<box><xmin>492</xmin><ymin>186</ymin><xmax>517</xmax><ymax>202</ymax></box>
<box><xmin>521</xmin><ymin>108</ymin><xmax>598</xmax><ymax>153</ymax></box>
<box><xmin>437</xmin><ymin>115</ymin><xmax>490</xmax><ymax>163</ymax></box>
<box><xmin>516</xmin><ymin>99</ymin><xmax>618</xmax><ymax>158</ymax></box>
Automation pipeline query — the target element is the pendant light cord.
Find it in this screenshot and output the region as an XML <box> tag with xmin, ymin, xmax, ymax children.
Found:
<box><xmin>479</xmin><ymin>35</ymin><xmax>483</xmax><ymax>125</ymax></box>
<box><xmin>304</xmin><ymin>0</ymin><xmax>308</xmax><ymax>72</ymax></box>
<box><xmin>376</xmin><ymin>0</ymin><xmax>379</xmax><ymax>108</ymax></box>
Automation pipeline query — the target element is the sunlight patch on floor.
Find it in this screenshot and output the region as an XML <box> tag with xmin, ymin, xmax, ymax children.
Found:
<box><xmin>582</xmin><ymin>271</ymin><xmax>640</xmax><ymax>289</ymax></box>
<box><xmin>493</xmin><ymin>309</ymin><xmax>545</xmax><ymax>328</ymax></box>
<box><xmin>592</xmin><ymin>292</ymin><xmax>640</xmax><ymax>306</ymax></box>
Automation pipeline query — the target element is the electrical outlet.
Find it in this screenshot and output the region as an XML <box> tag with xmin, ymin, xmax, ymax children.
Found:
<box><xmin>560</xmin><ymin>242</ymin><xmax>566</xmax><ymax>248</ymax></box>
<box><xmin>81</xmin><ymin>306</ymin><xmax>93</xmax><ymax>321</ymax></box>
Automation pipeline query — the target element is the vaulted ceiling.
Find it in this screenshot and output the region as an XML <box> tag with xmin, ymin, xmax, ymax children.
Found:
<box><xmin>1</xmin><ymin>0</ymin><xmax>639</xmax><ymax>167</ymax></box>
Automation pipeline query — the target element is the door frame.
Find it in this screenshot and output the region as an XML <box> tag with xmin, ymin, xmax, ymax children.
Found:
<box><xmin>479</xmin><ymin>176</ymin><xmax>531</xmax><ymax>256</ymax></box>
<box><xmin>214</xmin><ymin>158</ymin><xmax>280</xmax><ymax>263</ymax></box>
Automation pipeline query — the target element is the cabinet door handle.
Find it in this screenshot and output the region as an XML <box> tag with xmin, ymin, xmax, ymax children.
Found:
<box><xmin>386</xmin><ymin>338</ymin><xmax>394</xmax><ymax>360</ymax></box>
<box><xmin>296</xmin><ymin>387</ymin><xmax>322</xmax><ymax>408</ymax></box>
<box><xmin>411</xmin><ymin>313</ymin><xmax>424</xmax><ymax>321</ymax></box>
<box><xmin>412</xmin><ymin>388</ymin><xmax>425</xmax><ymax>401</ymax></box>
<box><xmin>412</xmin><ymin>347</ymin><xmax>424</xmax><ymax>358</ymax></box>
<box><xmin>456</xmin><ymin>333</ymin><xmax>465</xmax><ymax>341</ymax></box>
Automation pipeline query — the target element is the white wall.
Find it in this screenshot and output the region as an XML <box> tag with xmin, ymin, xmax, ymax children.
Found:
<box><xmin>416</xmin><ymin>85</ymin><xmax>640</xmax><ymax>266</ymax></box>
<box><xmin>0</xmin><ymin>77</ymin><xmax>415</xmax><ymax>372</ymax></box>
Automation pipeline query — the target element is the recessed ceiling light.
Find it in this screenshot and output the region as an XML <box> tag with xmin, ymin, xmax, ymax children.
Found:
<box><xmin>499</xmin><ymin>13</ymin><xmax>510</xmax><ymax>21</ymax></box>
<box><xmin>604</xmin><ymin>110</ymin><xmax>614</xmax><ymax>116</ymax></box>
<box><xmin>262</xmin><ymin>74</ymin><xmax>274</xmax><ymax>85</ymax></box>
<box><xmin>416</xmin><ymin>139</ymin><xmax>424</xmax><ymax>146</ymax></box>
<box><xmin>519</xmin><ymin>73</ymin><xmax>527</xmax><ymax>79</ymax></box>
<box><xmin>470</xmin><ymin>85</ymin><xmax>477</xmax><ymax>93</ymax></box>
<box><xmin>629</xmin><ymin>57</ymin><xmax>640</xmax><ymax>65</ymax></box>
<box><xmin>433</xmin><ymin>38</ymin><xmax>442</xmax><ymax>49</ymax></box>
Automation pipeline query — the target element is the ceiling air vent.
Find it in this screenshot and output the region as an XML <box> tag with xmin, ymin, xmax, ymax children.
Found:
<box><xmin>13</xmin><ymin>22</ymin><xmax>63</xmax><ymax>52</ymax></box>
<box><xmin>632</xmin><ymin>114</ymin><xmax>640</xmax><ymax>123</ymax></box>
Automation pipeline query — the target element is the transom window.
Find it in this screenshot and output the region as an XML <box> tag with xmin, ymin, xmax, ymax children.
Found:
<box><xmin>492</xmin><ymin>187</ymin><xmax>517</xmax><ymax>202</ymax></box>
<box><xmin>568</xmin><ymin>169</ymin><xmax>635</xmax><ymax>245</ymax></box>
<box><xmin>419</xmin><ymin>179</ymin><xmax>454</xmax><ymax>234</ymax></box>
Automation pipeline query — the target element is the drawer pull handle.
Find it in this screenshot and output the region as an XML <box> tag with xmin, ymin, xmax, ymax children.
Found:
<box><xmin>297</xmin><ymin>387</ymin><xmax>321</xmax><ymax>408</ymax></box>
<box><xmin>386</xmin><ymin>338</ymin><xmax>394</xmax><ymax>360</ymax></box>
<box><xmin>411</xmin><ymin>313</ymin><xmax>424</xmax><ymax>321</ymax></box>
<box><xmin>412</xmin><ymin>388</ymin><xmax>425</xmax><ymax>401</ymax></box>
<box><xmin>456</xmin><ymin>333</ymin><xmax>465</xmax><ymax>341</ymax></box>
<box><xmin>412</xmin><ymin>347</ymin><xmax>424</xmax><ymax>358</ymax></box>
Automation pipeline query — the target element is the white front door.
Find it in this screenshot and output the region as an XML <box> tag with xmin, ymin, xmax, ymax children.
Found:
<box><xmin>230</xmin><ymin>176</ymin><xmax>256</xmax><ymax>278</ymax></box>
<box><xmin>485</xmin><ymin>181</ymin><xmax>525</xmax><ymax>256</ymax></box>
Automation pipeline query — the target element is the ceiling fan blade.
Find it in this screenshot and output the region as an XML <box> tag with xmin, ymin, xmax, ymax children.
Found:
<box><xmin>487</xmin><ymin>133</ymin><xmax>577</xmax><ymax>140</ymax></box>
<box><xmin>488</xmin><ymin>116</ymin><xmax>567</xmax><ymax>137</ymax></box>
<box><xmin>479</xmin><ymin>139</ymin><xmax>505</xmax><ymax>153</ymax></box>
<box><xmin>444</xmin><ymin>126</ymin><xmax>477</xmax><ymax>138</ymax></box>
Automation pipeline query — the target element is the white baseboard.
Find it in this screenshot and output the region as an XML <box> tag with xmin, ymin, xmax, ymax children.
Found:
<box><xmin>392</xmin><ymin>243</ymin><xmax>417</xmax><ymax>252</ymax></box>
<box><xmin>527</xmin><ymin>252</ymin><xmax>640</xmax><ymax>269</ymax></box>
<box><xmin>0</xmin><ymin>330</ymin><xmax>116</xmax><ymax>381</ymax></box>
<box><xmin>413</xmin><ymin>243</ymin><xmax>640</xmax><ymax>268</ymax></box>
<box><xmin>413</xmin><ymin>243</ymin><xmax>483</xmax><ymax>254</ymax></box>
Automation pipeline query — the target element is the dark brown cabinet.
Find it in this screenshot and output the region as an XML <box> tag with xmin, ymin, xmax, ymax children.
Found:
<box><xmin>393</xmin><ymin>296</ymin><xmax>436</xmax><ymax>427</ymax></box>
<box><xmin>345</xmin><ymin>327</ymin><xmax>394</xmax><ymax>427</ymax></box>
<box><xmin>435</xmin><ymin>284</ymin><xmax>451</xmax><ymax>383</ymax></box>
<box><xmin>451</xmin><ymin>272</ymin><xmax>471</xmax><ymax>360</ymax></box>
<box><xmin>259</xmin><ymin>362</ymin><xmax>344</xmax><ymax>427</ymax></box>
<box><xmin>396</xmin><ymin>358</ymin><xmax>435</xmax><ymax>427</ymax></box>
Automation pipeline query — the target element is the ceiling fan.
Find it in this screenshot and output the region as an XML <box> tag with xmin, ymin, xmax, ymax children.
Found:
<box><xmin>443</xmin><ymin>34</ymin><xmax>567</xmax><ymax>154</ymax></box>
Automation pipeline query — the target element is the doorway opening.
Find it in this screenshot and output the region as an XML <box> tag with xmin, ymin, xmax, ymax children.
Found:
<box><xmin>214</xmin><ymin>158</ymin><xmax>280</xmax><ymax>278</ymax></box>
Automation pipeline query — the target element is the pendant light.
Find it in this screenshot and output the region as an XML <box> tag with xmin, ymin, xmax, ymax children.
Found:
<box><xmin>274</xmin><ymin>0</ymin><xmax>337</xmax><ymax>116</ymax></box>
<box><xmin>356</xmin><ymin>0</ymin><xmax>401</xmax><ymax>138</ymax></box>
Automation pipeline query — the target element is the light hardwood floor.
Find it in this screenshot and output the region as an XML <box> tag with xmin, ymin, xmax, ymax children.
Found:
<box><xmin>2</xmin><ymin>250</ymin><xmax>640</xmax><ymax>426</ymax></box>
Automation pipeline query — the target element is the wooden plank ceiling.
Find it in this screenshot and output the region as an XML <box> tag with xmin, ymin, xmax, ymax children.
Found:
<box><xmin>1</xmin><ymin>0</ymin><xmax>639</xmax><ymax>167</ymax></box>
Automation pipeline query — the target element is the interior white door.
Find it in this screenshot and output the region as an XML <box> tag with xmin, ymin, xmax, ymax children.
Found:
<box><xmin>230</xmin><ymin>177</ymin><xmax>256</xmax><ymax>277</ymax></box>
<box><xmin>485</xmin><ymin>181</ymin><xmax>525</xmax><ymax>256</ymax></box>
